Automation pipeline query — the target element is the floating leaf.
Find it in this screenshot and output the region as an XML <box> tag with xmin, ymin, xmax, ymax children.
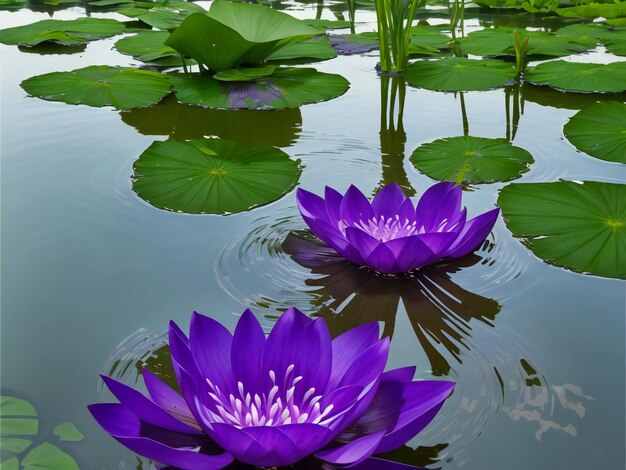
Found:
<box><xmin>409</xmin><ymin>26</ymin><xmax>452</xmax><ymax>54</ymax></box>
<box><xmin>118</xmin><ymin>1</ymin><xmax>205</xmax><ymax>30</ymax></box>
<box><xmin>460</xmin><ymin>27</ymin><xmax>591</xmax><ymax>57</ymax></box>
<box><xmin>498</xmin><ymin>181</ymin><xmax>626</xmax><ymax>279</ymax></box>
<box><xmin>52</xmin><ymin>422</ymin><xmax>84</xmax><ymax>442</ymax></box>
<box><xmin>555</xmin><ymin>2</ymin><xmax>626</xmax><ymax>19</ymax></box>
<box><xmin>132</xmin><ymin>138</ymin><xmax>302</xmax><ymax>214</ymax></box>
<box><xmin>410</xmin><ymin>136</ymin><xmax>533</xmax><ymax>184</ymax></box>
<box><xmin>213</xmin><ymin>65</ymin><xmax>276</xmax><ymax>82</ymax></box>
<box><xmin>405</xmin><ymin>57</ymin><xmax>517</xmax><ymax>91</ymax></box>
<box><xmin>0</xmin><ymin>457</ymin><xmax>19</xmax><ymax>470</ymax></box>
<box><xmin>0</xmin><ymin>397</ymin><xmax>38</xmax><ymax>438</ymax></box>
<box><xmin>268</xmin><ymin>37</ymin><xmax>337</xmax><ymax>62</ymax></box>
<box><xmin>1</xmin><ymin>438</ymin><xmax>32</xmax><ymax>454</ymax></box>
<box><xmin>114</xmin><ymin>31</ymin><xmax>186</xmax><ymax>65</ymax></box>
<box><xmin>21</xmin><ymin>66</ymin><xmax>171</xmax><ymax>110</ymax></box>
<box><xmin>21</xmin><ymin>443</ymin><xmax>78</xmax><ymax>470</ymax></box>
<box><xmin>165</xmin><ymin>1</ymin><xmax>320</xmax><ymax>72</ymax></box>
<box><xmin>169</xmin><ymin>67</ymin><xmax>349</xmax><ymax>110</ymax></box>
<box><xmin>563</xmin><ymin>102</ymin><xmax>626</xmax><ymax>164</ymax></box>
<box><xmin>556</xmin><ymin>24</ymin><xmax>626</xmax><ymax>56</ymax></box>
<box><xmin>525</xmin><ymin>60</ymin><xmax>626</xmax><ymax>93</ymax></box>
<box><xmin>0</xmin><ymin>18</ymin><xmax>124</xmax><ymax>46</ymax></box>
<box><xmin>303</xmin><ymin>18</ymin><xmax>352</xmax><ymax>29</ymax></box>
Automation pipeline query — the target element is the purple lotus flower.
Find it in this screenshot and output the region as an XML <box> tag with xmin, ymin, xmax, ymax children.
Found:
<box><xmin>89</xmin><ymin>308</ymin><xmax>454</xmax><ymax>469</ymax></box>
<box><xmin>296</xmin><ymin>182</ymin><xmax>499</xmax><ymax>274</ymax></box>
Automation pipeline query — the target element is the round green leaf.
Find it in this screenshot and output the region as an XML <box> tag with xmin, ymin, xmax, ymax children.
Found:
<box><xmin>460</xmin><ymin>27</ymin><xmax>591</xmax><ymax>57</ymax></box>
<box><xmin>0</xmin><ymin>18</ymin><xmax>124</xmax><ymax>46</ymax></box>
<box><xmin>410</xmin><ymin>136</ymin><xmax>534</xmax><ymax>184</ymax></box>
<box><xmin>563</xmin><ymin>102</ymin><xmax>626</xmax><ymax>164</ymax></box>
<box><xmin>132</xmin><ymin>138</ymin><xmax>302</xmax><ymax>214</ymax></box>
<box><xmin>114</xmin><ymin>31</ymin><xmax>186</xmax><ymax>66</ymax></box>
<box><xmin>405</xmin><ymin>57</ymin><xmax>517</xmax><ymax>92</ymax></box>
<box><xmin>52</xmin><ymin>422</ymin><xmax>84</xmax><ymax>442</ymax></box>
<box><xmin>498</xmin><ymin>181</ymin><xmax>626</xmax><ymax>279</ymax></box>
<box><xmin>21</xmin><ymin>443</ymin><xmax>78</xmax><ymax>470</ymax></box>
<box><xmin>0</xmin><ymin>457</ymin><xmax>19</xmax><ymax>470</ymax></box>
<box><xmin>0</xmin><ymin>397</ymin><xmax>37</xmax><ymax>438</ymax></box>
<box><xmin>21</xmin><ymin>66</ymin><xmax>171</xmax><ymax>110</ymax></box>
<box><xmin>267</xmin><ymin>37</ymin><xmax>337</xmax><ymax>62</ymax></box>
<box><xmin>525</xmin><ymin>60</ymin><xmax>626</xmax><ymax>93</ymax></box>
<box><xmin>168</xmin><ymin>67</ymin><xmax>349</xmax><ymax>110</ymax></box>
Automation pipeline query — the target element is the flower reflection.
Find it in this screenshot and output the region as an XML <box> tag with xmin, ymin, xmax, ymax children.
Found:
<box><xmin>282</xmin><ymin>232</ymin><xmax>501</xmax><ymax>376</ymax></box>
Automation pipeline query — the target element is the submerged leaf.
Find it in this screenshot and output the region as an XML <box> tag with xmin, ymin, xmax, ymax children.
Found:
<box><xmin>132</xmin><ymin>138</ymin><xmax>302</xmax><ymax>214</ymax></box>
<box><xmin>410</xmin><ymin>136</ymin><xmax>534</xmax><ymax>183</ymax></box>
<box><xmin>498</xmin><ymin>181</ymin><xmax>626</xmax><ymax>279</ymax></box>
<box><xmin>21</xmin><ymin>443</ymin><xmax>78</xmax><ymax>470</ymax></box>
<box><xmin>21</xmin><ymin>66</ymin><xmax>171</xmax><ymax>110</ymax></box>
<box><xmin>52</xmin><ymin>422</ymin><xmax>84</xmax><ymax>442</ymax></box>
<box><xmin>0</xmin><ymin>397</ymin><xmax>38</xmax><ymax>438</ymax></box>
<box><xmin>563</xmin><ymin>102</ymin><xmax>626</xmax><ymax>164</ymax></box>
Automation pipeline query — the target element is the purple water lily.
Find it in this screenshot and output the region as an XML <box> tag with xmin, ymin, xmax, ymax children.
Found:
<box><xmin>296</xmin><ymin>182</ymin><xmax>499</xmax><ymax>274</ymax></box>
<box><xmin>89</xmin><ymin>308</ymin><xmax>454</xmax><ymax>469</ymax></box>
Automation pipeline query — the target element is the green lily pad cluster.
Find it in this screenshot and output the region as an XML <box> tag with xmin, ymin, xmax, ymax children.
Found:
<box><xmin>1</xmin><ymin>396</ymin><xmax>83</xmax><ymax>470</ymax></box>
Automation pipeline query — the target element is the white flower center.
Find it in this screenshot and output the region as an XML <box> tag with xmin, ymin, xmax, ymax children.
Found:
<box><xmin>205</xmin><ymin>364</ymin><xmax>334</xmax><ymax>428</ymax></box>
<box><xmin>338</xmin><ymin>215</ymin><xmax>451</xmax><ymax>242</ymax></box>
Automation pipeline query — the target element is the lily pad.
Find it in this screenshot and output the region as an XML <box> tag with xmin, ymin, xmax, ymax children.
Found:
<box><xmin>460</xmin><ymin>27</ymin><xmax>591</xmax><ymax>57</ymax></box>
<box><xmin>267</xmin><ymin>37</ymin><xmax>337</xmax><ymax>62</ymax></box>
<box><xmin>21</xmin><ymin>443</ymin><xmax>78</xmax><ymax>470</ymax></box>
<box><xmin>52</xmin><ymin>422</ymin><xmax>84</xmax><ymax>442</ymax></box>
<box><xmin>405</xmin><ymin>57</ymin><xmax>517</xmax><ymax>92</ymax></box>
<box><xmin>410</xmin><ymin>136</ymin><xmax>534</xmax><ymax>183</ymax></box>
<box><xmin>409</xmin><ymin>26</ymin><xmax>452</xmax><ymax>54</ymax></box>
<box><xmin>165</xmin><ymin>1</ymin><xmax>320</xmax><ymax>72</ymax></box>
<box><xmin>168</xmin><ymin>67</ymin><xmax>349</xmax><ymax>110</ymax></box>
<box><xmin>0</xmin><ymin>396</ymin><xmax>37</xmax><ymax>457</ymax></box>
<box><xmin>114</xmin><ymin>31</ymin><xmax>186</xmax><ymax>65</ymax></box>
<box><xmin>563</xmin><ymin>102</ymin><xmax>626</xmax><ymax>164</ymax></box>
<box><xmin>303</xmin><ymin>18</ymin><xmax>352</xmax><ymax>29</ymax></box>
<box><xmin>132</xmin><ymin>138</ymin><xmax>302</xmax><ymax>214</ymax></box>
<box><xmin>525</xmin><ymin>60</ymin><xmax>626</xmax><ymax>93</ymax></box>
<box><xmin>0</xmin><ymin>18</ymin><xmax>125</xmax><ymax>46</ymax></box>
<box><xmin>120</xmin><ymin>96</ymin><xmax>302</xmax><ymax>147</ymax></box>
<box><xmin>21</xmin><ymin>66</ymin><xmax>171</xmax><ymax>110</ymax></box>
<box><xmin>555</xmin><ymin>2</ymin><xmax>626</xmax><ymax>19</ymax></box>
<box><xmin>498</xmin><ymin>181</ymin><xmax>626</xmax><ymax>279</ymax></box>
<box><xmin>213</xmin><ymin>65</ymin><xmax>276</xmax><ymax>82</ymax></box>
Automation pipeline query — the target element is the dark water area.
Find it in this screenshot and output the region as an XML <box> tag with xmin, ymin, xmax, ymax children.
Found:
<box><xmin>1</xmin><ymin>1</ymin><xmax>625</xmax><ymax>469</ymax></box>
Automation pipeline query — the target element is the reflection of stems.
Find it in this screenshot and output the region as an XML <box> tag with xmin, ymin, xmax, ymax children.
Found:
<box><xmin>459</xmin><ymin>91</ymin><xmax>469</xmax><ymax>136</ymax></box>
<box><xmin>505</xmin><ymin>84</ymin><xmax>523</xmax><ymax>141</ymax></box>
<box><xmin>378</xmin><ymin>75</ymin><xmax>415</xmax><ymax>196</ymax></box>
<box><xmin>316</xmin><ymin>0</ymin><xmax>324</xmax><ymax>20</ymax></box>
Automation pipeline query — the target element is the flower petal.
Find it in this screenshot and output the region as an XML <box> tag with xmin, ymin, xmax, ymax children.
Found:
<box><xmin>415</xmin><ymin>182</ymin><xmax>462</xmax><ymax>232</ymax></box>
<box><xmin>325</xmin><ymin>186</ymin><xmax>344</xmax><ymax>225</ymax></box>
<box><xmin>100</xmin><ymin>375</ymin><xmax>200</xmax><ymax>435</ymax></box>
<box><xmin>445</xmin><ymin>208</ymin><xmax>499</xmax><ymax>258</ymax></box>
<box><xmin>339</xmin><ymin>338</ymin><xmax>390</xmax><ymax>390</ymax></box>
<box><xmin>316</xmin><ymin>430</ymin><xmax>386</xmax><ymax>467</ymax></box>
<box><xmin>328</xmin><ymin>323</ymin><xmax>380</xmax><ymax>391</ymax></box>
<box><xmin>88</xmin><ymin>404</ymin><xmax>232</xmax><ymax>470</ymax></box>
<box><xmin>142</xmin><ymin>368</ymin><xmax>197</xmax><ymax>429</ymax></box>
<box><xmin>364</xmin><ymin>244</ymin><xmax>401</xmax><ymax>273</ymax></box>
<box><xmin>371</xmin><ymin>183</ymin><xmax>407</xmax><ymax>220</ymax></box>
<box><xmin>339</xmin><ymin>380</ymin><xmax>455</xmax><ymax>454</ymax></box>
<box><xmin>345</xmin><ymin>227</ymin><xmax>382</xmax><ymax>257</ymax></box>
<box><xmin>340</xmin><ymin>185</ymin><xmax>376</xmax><ymax>227</ymax></box>
<box><xmin>301</xmin><ymin>215</ymin><xmax>366</xmax><ymax>266</ymax></box>
<box><xmin>380</xmin><ymin>367</ymin><xmax>416</xmax><ymax>387</ymax></box>
<box><xmin>415</xmin><ymin>231</ymin><xmax>459</xmax><ymax>259</ymax></box>
<box><xmin>352</xmin><ymin>457</ymin><xmax>427</xmax><ymax>470</ymax></box>
<box><xmin>231</xmin><ymin>309</ymin><xmax>266</xmax><ymax>396</ymax></box>
<box><xmin>262</xmin><ymin>308</ymin><xmax>332</xmax><ymax>400</ymax></box>
<box><xmin>297</xmin><ymin>188</ymin><xmax>331</xmax><ymax>223</ymax></box>
<box><xmin>189</xmin><ymin>311</ymin><xmax>234</xmax><ymax>394</ymax></box>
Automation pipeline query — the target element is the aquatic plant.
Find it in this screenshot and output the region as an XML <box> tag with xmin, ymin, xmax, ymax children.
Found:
<box><xmin>89</xmin><ymin>308</ymin><xmax>454</xmax><ymax>469</ymax></box>
<box><xmin>296</xmin><ymin>182</ymin><xmax>499</xmax><ymax>274</ymax></box>
<box><xmin>164</xmin><ymin>0</ymin><xmax>321</xmax><ymax>76</ymax></box>
<box><xmin>374</xmin><ymin>0</ymin><xmax>426</xmax><ymax>72</ymax></box>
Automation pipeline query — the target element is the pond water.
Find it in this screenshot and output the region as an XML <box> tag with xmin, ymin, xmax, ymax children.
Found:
<box><xmin>1</xmin><ymin>1</ymin><xmax>625</xmax><ymax>469</ymax></box>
